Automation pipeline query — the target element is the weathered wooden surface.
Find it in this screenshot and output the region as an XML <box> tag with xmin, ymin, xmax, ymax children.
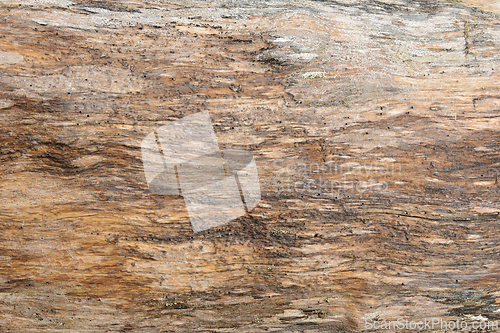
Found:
<box><xmin>0</xmin><ymin>0</ymin><xmax>499</xmax><ymax>331</ymax></box>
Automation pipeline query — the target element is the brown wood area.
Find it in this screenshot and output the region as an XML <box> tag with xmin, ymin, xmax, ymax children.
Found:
<box><xmin>0</xmin><ymin>0</ymin><xmax>499</xmax><ymax>332</ymax></box>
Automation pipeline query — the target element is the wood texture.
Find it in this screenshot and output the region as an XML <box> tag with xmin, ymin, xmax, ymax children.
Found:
<box><xmin>0</xmin><ymin>0</ymin><xmax>499</xmax><ymax>331</ymax></box>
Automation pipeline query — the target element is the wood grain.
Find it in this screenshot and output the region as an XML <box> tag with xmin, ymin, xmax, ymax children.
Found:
<box><xmin>0</xmin><ymin>0</ymin><xmax>499</xmax><ymax>331</ymax></box>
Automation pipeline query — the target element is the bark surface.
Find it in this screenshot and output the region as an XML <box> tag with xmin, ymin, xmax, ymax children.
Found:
<box><xmin>0</xmin><ymin>0</ymin><xmax>499</xmax><ymax>331</ymax></box>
